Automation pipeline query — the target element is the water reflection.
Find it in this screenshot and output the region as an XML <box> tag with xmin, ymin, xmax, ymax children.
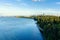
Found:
<box><xmin>0</xmin><ymin>17</ymin><xmax>43</xmax><ymax>40</ymax></box>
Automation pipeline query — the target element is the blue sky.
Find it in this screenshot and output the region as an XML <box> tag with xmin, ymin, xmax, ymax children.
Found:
<box><xmin>0</xmin><ymin>0</ymin><xmax>60</xmax><ymax>16</ymax></box>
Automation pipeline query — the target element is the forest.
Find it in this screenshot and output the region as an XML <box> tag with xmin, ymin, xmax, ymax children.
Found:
<box><xmin>16</xmin><ymin>15</ymin><xmax>60</xmax><ymax>40</ymax></box>
<box><xmin>33</xmin><ymin>15</ymin><xmax>60</xmax><ymax>40</ymax></box>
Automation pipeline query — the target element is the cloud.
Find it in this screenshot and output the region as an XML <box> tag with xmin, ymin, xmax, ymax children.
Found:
<box><xmin>32</xmin><ymin>0</ymin><xmax>37</xmax><ymax>2</ymax></box>
<box><xmin>19</xmin><ymin>3</ymin><xmax>28</xmax><ymax>7</ymax></box>
<box><xmin>38</xmin><ymin>9</ymin><xmax>60</xmax><ymax>16</ymax></box>
<box><xmin>0</xmin><ymin>7</ymin><xmax>60</xmax><ymax>16</ymax></box>
<box><xmin>4</xmin><ymin>3</ymin><xmax>12</xmax><ymax>6</ymax></box>
<box><xmin>32</xmin><ymin>0</ymin><xmax>43</xmax><ymax>2</ymax></box>
<box><xmin>0</xmin><ymin>3</ymin><xmax>14</xmax><ymax>9</ymax></box>
<box><xmin>0</xmin><ymin>0</ymin><xmax>60</xmax><ymax>16</ymax></box>
<box><xmin>56</xmin><ymin>2</ymin><xmax>60</xmax><ymax>4</ymax></box>
<box><xmin>16</xmin><ymin>0</ymin><xmax>21</xmax><ymax>2</ymax></box>
<box><xmin>0</xmin><ymin>6</ymin><xmax>34</xmax><ymax>16</ymax></box>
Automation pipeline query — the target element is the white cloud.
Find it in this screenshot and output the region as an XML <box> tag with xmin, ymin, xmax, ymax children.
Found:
<box><xmin>0</xmin><ymin>7</ymin><xmax>60</xmax><ymax>16</ymax></box>
<box><xmin>0</xmin><ymin>2</ymin><xmax>13</xmax><ymax>7</ymax></box>
<box><xmin>38</xmin><ymin>9</ymin><xmax>60</xmax><ymax>16</ymax></box>
<box><xmin>20</xmin><ymin>3</ymin><xmax>28</xmax><ymax>6</ymax></box>
<box><xmin>4</xmin><ymin>3</ymin><xmax>13</xmax><ymax>7</ymax></box>
<box><xmin>32</xmin><ymin>0</ymin><xmax>37</xmax><ymax>2</ymax></box>
<box><xmin>0</xmin><ymin>2</ymin><xmax>60</xmax><ymax>16</ymax></box>
<box><xmin>0</xmin><ymin>6</ymin><xmax>35</xmax><ymax>16</ymax></box>
<box><xmin>56</xmin><ymin>2</ymin><xmax>60</xmax><ymax>4</ymax></box>
<box><xmin>32</xmin><ymin>0</ymin><xmax>43</xmax><ymax>2</ymax></box>
<box><xmin>16</xmin><ymin>0</ymin><xmax>21</xmax><ymax>2</ymax></box>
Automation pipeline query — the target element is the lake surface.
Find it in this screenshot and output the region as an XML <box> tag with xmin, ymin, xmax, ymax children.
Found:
<box><xmin>0</xmin><ymin>17</ymin><xmax>43</xmax><ymax>40</ymax></box>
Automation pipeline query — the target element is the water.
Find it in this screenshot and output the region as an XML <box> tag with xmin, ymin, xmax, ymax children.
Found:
<box><xmin>0</xmin><ymin>17</ymin><xmax>43</xmax><ymax>40</ymax></box>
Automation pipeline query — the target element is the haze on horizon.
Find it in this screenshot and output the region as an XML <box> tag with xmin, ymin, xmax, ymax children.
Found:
<box><xmin>0</xmin><ymin>0</ymin><xmax>60</xmax><ymax>16</ymax></box>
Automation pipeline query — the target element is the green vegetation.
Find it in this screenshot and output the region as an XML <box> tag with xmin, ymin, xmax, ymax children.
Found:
<box><xmin>16</xmin><ymin>15</ymin><xmax>60</xmax><ymax>40</ymax></box>
<box><xmin>15</xmin><ymin>16</ymin><xmax>33</xmax><ymax>19</ymax></box>
<box><xmin>33</xmin><ymin>15</ymin><xmax>60</xmax><ymax>40</ymax></box>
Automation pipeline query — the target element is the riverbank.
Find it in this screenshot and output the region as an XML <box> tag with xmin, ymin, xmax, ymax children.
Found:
<box><xmin>33</xmin><ymin>15</ymin><xmax>60</xmax><ymax>40</ymax></box>
<box><xmin>16</xmin><ymin>15</ymin><xmax>60</xmax><ymax>40</ymax></box>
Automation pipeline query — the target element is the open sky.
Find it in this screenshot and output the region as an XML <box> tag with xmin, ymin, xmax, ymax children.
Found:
<box><xmin>0</xmin><ymin>0</ymin><xmax>60</xmax><ymax>16</ymax></box>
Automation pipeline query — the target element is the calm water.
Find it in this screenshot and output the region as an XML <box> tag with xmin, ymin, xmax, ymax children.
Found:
<box><xmin>0</xmin><ymin>17</ymin><xmax>43</xmax><ymax>40</ymax></box>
